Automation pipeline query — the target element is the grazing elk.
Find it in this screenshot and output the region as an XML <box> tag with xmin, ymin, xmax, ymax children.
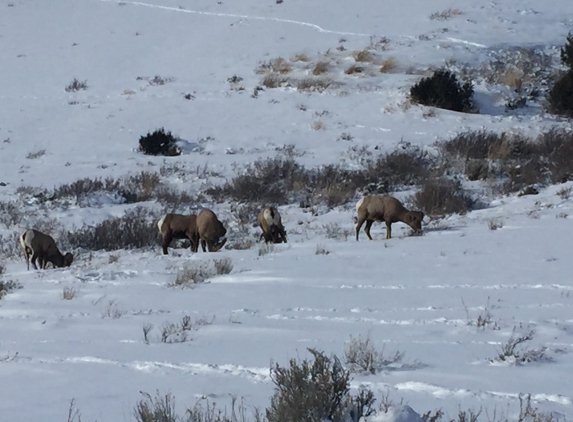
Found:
<box><xmin>196</xmin><ymin>208</ymin><xmax>227</xmax><ymax>252</ymax></box>
<box><xmin>355</xmin><ymin>195</ymin><xmax>424</xmax><ymax>240</ymax></box>
<box><xmin>19</xmin><ymin>229</ymin><xmax>74</xmax><ymax>270</ymax></box>
<box><xmin>157</xmin><ymin>213</ymin><xmax>199</xmax><ymax>255</ymax></box>
<box><xmin>257</xmin><ymin>206</ymin><xmax>287</xmax><ymax>244</ymax></box>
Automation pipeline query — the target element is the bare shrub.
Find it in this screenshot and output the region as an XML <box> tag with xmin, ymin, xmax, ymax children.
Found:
<box><xmin>491</xmin><ymin>329</ymin><xmax>551</xmax><ymax>364</ymax></box>
<box><xmin>266</xmin><ymin>348</ymin><xmax>376</xmax><ymax>422</ymax></box>
<box><xmin>0</xmin><ymin>232</ymin><xmax>20</xmax><ymax>260</ymax></box>
<box><xmin>122</xmin><ymin>171</ymin><xmax>162</xmax><ymax>201</ymax></box>
<box><xmin>65</xmin><ymin>78</ymin><xmax>87</xmax><ymax>92</ymax></box>
<box><xmin>135</xmin><ymin>391</ymin><xmax>262</xmax><ymax>422</ymax></box>
<box><xmin>323</xmin><ymin>222</ymin><xmax>343</xmax><ymax>239</ymax></box>
<box><xmin>26</xmin><ymin>149</ymin><xmax>46</xmax><ymax>159</ymax></box>
<box><xmin>307</xmin><ymin>165</ymin><xmax>368</xmax><ymax>207</ymax></box>
<box><xmin>517</xmin><ymin>393</ymin><xmax>558</xmax><ymax>422</ymax></box>
<box><xmin>170</xmin><ymin>262</ymin><xmax>215</xmax><ymax>288</ymax></box>
<box><xmin>108</xmin><ymin>254</ymin><xmax>120</xmax><ymax>264</ymax></box>
<box><xmin>312</xmin><ymin>61</ymin><xmax>329</xmax><ymax>75</ymax></box>
<box><xmin>227</xmin><ymin>237</ymin><xmax>256</xmax><ymax>250</ymax></box>
<box><xmin>429</xmin><ymin>8</ymin><xmax>462</xmax><ymax>20</ymax></box>
<box><xmin>0</xmin><ymin>201</ymin><xmax>19</xmax><ymax>228</ymax></box>
<box><xmin>0</xmin><ymin>263</ymin><xmax>4</xmax><ymax>277</ymax></box>
<box><xmin>315</xmin><ymin>244</ymin><xmax>330</xmax><ymax>255</ymax></box>
<box><xmin>62</xmin><ymin>286</ymin><xmax>78</xmax><ymax>300</ymax></box>
<box><xmin>53</xmin><ymin>176</ymin><xmax>121</xmax><ymax>202</ymax></box>
<box><xmin>462</xmin><ymin>297</ymin><xmax>499</xmax><ymax>330</ymax></box>
<box><xmin>229</xmin><ymin>202</ymin><xmax>260</xmax><ymax>226</ymax></box>
<box><xmin>102</xmin><ymin>299</ymin><xmax>126</xmax><ymax>319</ymax></box>
<box><xmin>67</xmin><ymin>206</ymin><xmax>160</xmax><ymax>251</ymax></box>
<box><xmin>365</xmin><ymin>143</ymin><xmax>431</xmax><ymax>191</ymax></box>
<box><xmin>213</xmin><ymin>257</ymin><xmax>233</xmax><ymax>275</ymax></box>
<box><xmin>206</xmin><ymin>157</ymin><xmax>306</xmax><ymax>205</ymax></box>
<box><xmin>411</xmin><ymin>178</ymin><xmax>474</xmax><ymax>215</ymax></box>
<box><xmin>0</xmin><ymin>280</ymin><xmax>22</xmax><ymax>300</ymax></box>
<box><xmin>556</xmin><ymin>186</ymin><xmax>572</xmax><ymax>200</ymax></box>
<box><xmin>297</xmin><ymin>77</ymin><xmax>333</xmax><ymax>92</ymax></box>
<box><xmin>143</xmin><ymin>323</ymin><xmax>153</xmax><ymax>345</ymax></box>
<box><xmin>501</xmin><ymin>128</ymin><xmax>573</xmax><ymax>193</ymax></box>
<box><xmin>134</xmin><ymin>391</ymin><xmax>178</xmax><ymax>422</ymax></box>
<box><xmin>65</xmin><ymin>399</ymin><xmax>83</xmax><ymax>422</ymax></box>
<box><xmin>160</xmin><ymin>315</ymin><xmax>213</xmax><ymax>343</ymax></box>
<box><xmin>344</xmin><ymin>334</ymin><xmax>405</xmax><ymax>374</ymax></box>
<box><xmin>439</xmin><ymin>130</ymin><xmax>516</xmax><ymax>161</ymax></box>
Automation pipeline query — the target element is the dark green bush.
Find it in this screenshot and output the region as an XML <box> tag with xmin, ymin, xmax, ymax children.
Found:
<box><xmin>560</xmin><ymin>32</ymin><xmax>573</xmax><ymax>69</ymax></box>
<box><xmin>410</xmin><ymin>70</ymin><xmax>474</xmax><ymax>112</ymax></box>
<box><xmin>548</xmin><ymin>70</ymin><xmax>573</xmax><ymax>117</ymax></box>
<box><xmin>138</xmin><ymin>128</ymin><xmax>181</xmax><ymax>156</ymax></box>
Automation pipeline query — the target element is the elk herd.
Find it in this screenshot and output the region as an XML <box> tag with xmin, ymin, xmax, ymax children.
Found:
<box><xmin>17</xmin><ymin>195</ymin><xmax>425</xmax><ymax>270</ymax></box>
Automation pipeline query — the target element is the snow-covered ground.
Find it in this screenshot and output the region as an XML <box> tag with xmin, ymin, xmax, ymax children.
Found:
<box><xmin>1</xmin><ymin>0</ymin><xmax>573</xmax><ymax>421</ymax></box>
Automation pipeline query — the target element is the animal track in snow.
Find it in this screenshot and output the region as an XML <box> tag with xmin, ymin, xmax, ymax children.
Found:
<box><xmin>95</xmin><ymin>0</ymin><xmax>371</xmax><ymax>37</ymax></box>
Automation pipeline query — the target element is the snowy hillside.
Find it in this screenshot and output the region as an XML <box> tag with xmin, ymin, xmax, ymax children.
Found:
<box><xmin>1</xmin><ymin>0</ymin><xmax>573</xmax><ymax>421</ymax></box>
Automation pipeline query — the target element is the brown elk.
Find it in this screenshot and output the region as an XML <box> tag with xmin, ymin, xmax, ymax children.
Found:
<box><xmin>157</xmin><ymin>213</ymin><xmax>199</xmax><ymax>254</ymax></box>
<box><xmin>196</xmin><ymin>208</ymin><xmax>227</xmax><ymax>252</ymax></box>
<box><xmin>355</xmin><ymin>195</ymin><xmax>424</xmax><ymax>240</ymax></box>
<box><xmin>19</xmin><ymin>229</ymin><xmax>74</xmax><ymax>270</ymax></box>
<box><xmin>257</xmin><ymin>206</ymin><xmax>287</xmax><ymax>244</ymax></box>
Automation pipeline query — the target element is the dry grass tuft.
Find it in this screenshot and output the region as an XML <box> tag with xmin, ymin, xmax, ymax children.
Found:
<box><xmin>290</xmin><ymin>52</ymin><xmax>310</xmax><ymax>62</ymax></box>
<box><xmin>352</xmin><ymin>49</ymin><xmax>374</xmax><ymax>63</ymax></box>
<box><xmin>312</xmin><ymin>61</ymin><xmax>330</xmax><ymax>75</ymax></box>
<box><xmin>499</xmin><ymin>66</ymin><xmax>524</xmax><ymax>90</ymax></box>
<box><xmin>257</xmin><ymin>57</ymin><xmax>292</xmax><ymax>74</ymax></box>
<box><xmin>311</xmin><ymin>120</ymin><xmax>325</xmax><ymax>131</ymax></box>
<box><xmin>262</xmin><ymin>73</ymin><xmax>289</xmax><ymax>88</ymax></box>
<box><xmin>379</xmin><ymin>57</ymin><xmax>397</xmax><ymax>73</ymax></box>
<box><xmin>62</xmin><ymin>286</ymin><xmax>78</xmax><ymax>300</ymax></box>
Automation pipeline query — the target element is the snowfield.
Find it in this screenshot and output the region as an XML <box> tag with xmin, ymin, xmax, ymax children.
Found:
<box><xmin>1</xmin><ymin>0</ymin><xmax>573</xmax><ymax>421</ymax></box>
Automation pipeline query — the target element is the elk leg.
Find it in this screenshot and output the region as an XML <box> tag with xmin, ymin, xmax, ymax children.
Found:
<box><xmin>385</xmin><ymin>221</ymin><xmax>392</xmax><ymax>239</ymax></box>
<box><xmin>31</xmin><ymin>253</ymin><xmax>39</xmax><ymax>270</ymax></box>
<box><xmin>355</xmin><ymin>217</ymin><xmax>366</xmax><ymax>241</ymax></box>
<box><xmin>364</xmin><ymin>220</ymin><xmax>374</xmax><ymax>240</ymax></box>
<box><xmin>161</xmin><ymin>233</ymin><xmax>173</xmax><ymax>255</ymax></box>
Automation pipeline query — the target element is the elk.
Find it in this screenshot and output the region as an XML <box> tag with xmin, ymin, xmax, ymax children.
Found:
<box><xmin>355</xmin><ymin>195</ymin><xmax>424</xmax><ymax>240</ymax></box>
<box><xmin>19</xmin><ymin>229</ymin><xmax>74</xmax><ymax>270</ymax></box>
<box><xmin>157</xmin><ymin>213</ymin><xmax>199</xmax><ymax>255</ymax></box>
<box><xmin>257</xmin><ymin>206</ymin><xmax>287</xmax><ymax>244</ymax></box>
<box><xmin>196</xmin><ymin>208</ymin><xmax>227</xmax><ymax>252</ymax></box>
